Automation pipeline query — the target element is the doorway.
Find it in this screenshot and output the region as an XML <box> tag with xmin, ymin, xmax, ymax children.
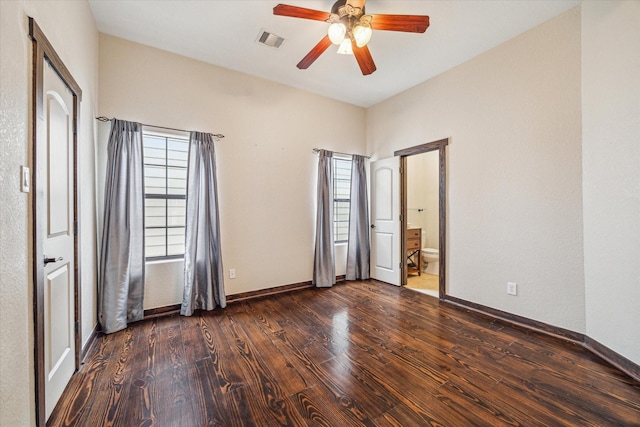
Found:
<box><xmin>395</xmin><ymin>138</ymin><xmax>448</xmax><ymax>298</ymax></box>
<box><xmin>30</xmin><ymin>18</ymin><xmax>83</xmax><ymax>426</ymax></box>
<box><xmin>404</xmin><ymin>150</ymin><xmax>440</xmax><ymax>297</ymax></box>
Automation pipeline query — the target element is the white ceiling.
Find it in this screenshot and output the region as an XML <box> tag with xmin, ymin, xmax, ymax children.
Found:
<box><xmin>88</xmin><ymin>0</ymin><xmax>581</xmax><ymax>108</ymax></box>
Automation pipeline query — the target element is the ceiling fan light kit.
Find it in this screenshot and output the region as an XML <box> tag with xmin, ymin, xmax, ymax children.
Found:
<box><xmin>325</xmin><ymin>1</ymin><xmax>372</xmax><ymax>49</ymax></box>
<box><xmin>273</xmin><ymin>0</ymin><xmax>429</xmax><ymax>75</ymax></box>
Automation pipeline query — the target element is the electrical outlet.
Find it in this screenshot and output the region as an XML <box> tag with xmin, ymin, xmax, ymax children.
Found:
<box><xmin>229</xmin><ymin>269</ymin><xmax>236</xmax><ymax>279</ymax></box>
<box><xmin>507</xmin><ymin>282</ymin><xmax>517</xmax><ymax>296</ymax></box>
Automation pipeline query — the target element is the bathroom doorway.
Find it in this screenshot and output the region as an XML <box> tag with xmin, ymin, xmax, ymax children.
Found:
<box><xmin>395</xmin><ymin>138</ymin><xmax>448</xmax><ymax>298</ymax></box>
<box><xmin>405</xmin><ymin>150</ymin><xmax>440</xmax><ymax>297</ymax></box>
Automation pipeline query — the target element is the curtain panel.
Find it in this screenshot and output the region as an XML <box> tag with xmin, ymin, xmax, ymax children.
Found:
<box><xmin>313</xmin><ymin>150</ymin><xmax>336</xmax><ymax>287</ymax></box>
<box><xmin>98</xmin><ymin>119</ymin><xmax>145</xmax><ymax>334</ymax></box>
<box><xmin>181</xmin><ymin>131</ymin><xmax>226</xmax><ymax>316</ymax></box>
<box><xmin>346</xmin><ymin>155</ymin><xmax>370</xmax><ymax>280</ymax></box>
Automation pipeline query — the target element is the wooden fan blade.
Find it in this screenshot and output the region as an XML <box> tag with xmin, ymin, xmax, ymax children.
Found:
<box><xmin>371</xmin><ymin>14</ymin><xmax>430</xmax><ymax>33</ymax></box>
<box><xmin>297</xmin><ymin>35</ymin><xmax>333</xmax><ymax>70</ymax></box>
<box><xmin>273</xmin><ymin>4</ymin><xmax>331</xmax><ymax>21</ymax></box>
<box><xmin>353</xmin><ymin>42</ymin><xmax>376</xmax><ymax>75</ymax></box>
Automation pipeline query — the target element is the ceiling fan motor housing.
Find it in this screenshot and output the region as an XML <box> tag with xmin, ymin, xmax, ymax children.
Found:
<box><xmin>330</xmin><ymin>0</ymin><xmax>364</xmax><ymax>16</ymax></box>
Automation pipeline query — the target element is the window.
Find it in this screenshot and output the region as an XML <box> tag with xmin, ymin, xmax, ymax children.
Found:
<box><xmin>143</xmin><ymin>130</ymin><xmax>189</xmax><ymax>259</ymax></box>
<box><xmin>333</xmin><ymin>155</ymin><xmax>352</xmax><ymax>243</ymax></box>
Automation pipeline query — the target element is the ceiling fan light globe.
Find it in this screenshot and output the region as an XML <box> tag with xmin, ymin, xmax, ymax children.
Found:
<box><xmin>353</xmin><ymin>22</ymin><xmax>372</xmax><ymax>47</ymax></box>
<box><xmin>337</xmin><ymin>38</ymin><xmax>353</xmax><ymax>55</ymax></box>
<box><xmin>328</xmin><ymin>22</ymin><xmax>346</xmax><ymax>45</ymax></box>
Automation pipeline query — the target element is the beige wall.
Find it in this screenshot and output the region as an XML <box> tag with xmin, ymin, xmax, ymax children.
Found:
<box><xmin>367</xmin><ymin>8</ymin><xmax>586</xmax><ymax>332</ymax></box>
<box><xmin>2</xmin><ymin>3</ymin><xmax>637</xmax><ymax>424</ymax></box>
<box><xmin>98</xmin><ymin>35</ymin><xmax>366</xmax><ymax>306</ymax></box>
<box><xmin>582</xmin><ymin>1</ymin><xmax>640</xmax><ymax>364</ymax></box>
<box><xmin>0</xmin><ymin>1</ymin><xmax>99</xmax><ymax>425</ymax></box>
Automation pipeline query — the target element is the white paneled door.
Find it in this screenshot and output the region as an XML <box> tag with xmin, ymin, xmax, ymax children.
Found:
<box><xmin>43</xmin><ymin>61</ymin><xmax>76</xmax><ymax>419</ymax></box>
<box><xmin>370</xmin><ymin>157</ymin><xmax>401</xmax><ymax>285</ymax></box>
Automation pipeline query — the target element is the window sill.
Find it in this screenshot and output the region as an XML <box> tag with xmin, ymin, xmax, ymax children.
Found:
<box><xmin>145</xmin><ymin>257</ymin><xmax>184</xmax><ymax>266</ymax></box>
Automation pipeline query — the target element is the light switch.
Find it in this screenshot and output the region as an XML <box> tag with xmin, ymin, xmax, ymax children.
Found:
<box><xmin>21</xmin><ymin>166</ymin><xmax>30</xmax><ymax>193</ymax></box>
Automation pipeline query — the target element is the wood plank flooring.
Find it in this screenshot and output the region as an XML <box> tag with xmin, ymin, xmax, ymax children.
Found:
<box><xmin>49</xmin><ymin>281</ymin><xmax>640</xmax><ymax>426</ymax></box>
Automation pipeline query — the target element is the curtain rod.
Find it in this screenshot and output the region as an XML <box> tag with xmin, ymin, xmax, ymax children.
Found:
<box><xmin>96</xmin><ymin>116</ymin><xmax>224</xmax><ymax>139</ymax></box>
<box><xmin>312</xmin><ymin>148</ymin><xmax>370</xmax><ymax>159</ymax></box>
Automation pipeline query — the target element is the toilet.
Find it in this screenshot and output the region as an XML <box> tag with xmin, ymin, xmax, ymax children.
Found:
<box><xmin>421</xmin><ymin>248</ymin><xmax>440</xmax><ymax>275</ymax></box>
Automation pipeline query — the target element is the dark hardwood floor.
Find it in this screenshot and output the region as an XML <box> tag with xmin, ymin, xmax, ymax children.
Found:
<box><xmin>50</xmin><ymin>281</ymin><xmax>640</xmax><ymax>426</ymax></box>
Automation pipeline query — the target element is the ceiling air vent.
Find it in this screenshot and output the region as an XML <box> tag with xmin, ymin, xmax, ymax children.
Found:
<box><xmin>256</xmin><ymin>29</ymin><xmax>284</xmax><ymax>49</ymax></box>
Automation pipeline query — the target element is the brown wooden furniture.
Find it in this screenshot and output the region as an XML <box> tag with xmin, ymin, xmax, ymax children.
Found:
<box><xmin>407</xmin><ymin>227</ymin><xmax>421</xmax><ymax>275</ymax></box>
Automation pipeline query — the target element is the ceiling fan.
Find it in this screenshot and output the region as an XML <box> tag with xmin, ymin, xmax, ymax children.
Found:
<box><xmin>273</xmin><ymin>0</ymin><xmax>429</xmax><ymax>75</ymax></box>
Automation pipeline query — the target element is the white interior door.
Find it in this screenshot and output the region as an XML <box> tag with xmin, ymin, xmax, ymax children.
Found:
<box><xmin>43</xmin><ymin>62</ymin><xmax>76</xmax><ymax>419</ymax></box>
<box><xmin>370</xmin><ymin>156</ymin><xmax>401</xmax><ymax>285</ymax></box>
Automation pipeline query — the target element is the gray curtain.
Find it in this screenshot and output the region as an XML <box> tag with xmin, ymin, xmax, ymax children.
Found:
<box><xmin>98</xmin><ymin>119</ymin><xmax>145</xmax><ymax>334</ymax></box>
<box><xmin>313</xmin><ymin>150</ymin><xmax>335</xmax><ymax>287</ymax></box>
<box><xmin>181</xmin><ymin>132</ymin><xmax>226</xmax><ymax>316</ymax></box>
<box><xmin>346</xmin><ymin>155</ymin><xmax>370</xmax><ymax>280</ymax></box>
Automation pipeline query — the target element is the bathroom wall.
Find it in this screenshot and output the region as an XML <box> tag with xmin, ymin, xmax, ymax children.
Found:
<box><xmin>367</xmin><ymin>7</ymin><xmax>585</xmax><ymax>332</ymax></box>
<box><xmin>98</xmin><ymin>34</ymin><xmax>366</xmax><ymax>307</ymax></box>
<box><xmin>406</xmin><ymin>151</ymin><xmax>440</xmax><ymax>249</ymax></box>
<box><xmin>0</xmin><ymin>1</ymin><xmax>99</xmax><ymax>425</ymax></box>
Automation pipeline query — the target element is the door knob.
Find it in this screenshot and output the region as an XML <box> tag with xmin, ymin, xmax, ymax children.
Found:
<box><xmin>44</xmin><ymin>255</ymin><xmax>63</xmax><ymax>265</ymax></box>
<box><xmin>370</xmin><ymin>224</ymin><xmax>376</xmax><ymax>229</ymax></box>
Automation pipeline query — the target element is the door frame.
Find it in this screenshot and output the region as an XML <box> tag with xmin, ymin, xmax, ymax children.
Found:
<box><xmin>29</xmin><ymin>18</ymin><xmax>83</xmax><ymax>427</ymax></box>
<box><xmin>395</xmin><ymin>138</ymin><xmax>448</xmax><ymax>298</ymax></box>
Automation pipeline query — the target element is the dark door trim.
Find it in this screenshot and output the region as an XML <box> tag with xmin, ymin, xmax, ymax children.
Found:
<box><xmin>395</xmin><ymin>138</ymin><xmax>449</xmax><ymax>298</ymax></box>
<box><xmin>29</xmin><ymin>17</ymin><xmax>83</xmax><ymax>427</ymax></box>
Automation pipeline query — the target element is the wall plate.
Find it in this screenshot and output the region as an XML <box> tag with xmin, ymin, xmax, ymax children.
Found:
<box><xmin>21</xmin><ymin>166</ymin><xmax>30</xmax><ymax>193</ymax></box>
